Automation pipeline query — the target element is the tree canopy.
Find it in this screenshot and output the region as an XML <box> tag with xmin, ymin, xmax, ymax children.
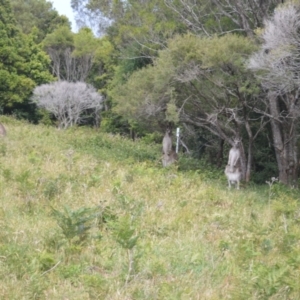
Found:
<box><xmin>0</xmin><ymin>0</ymin><xmax>52</xmax><ymax>113</ymax></box>
<box><xmin>10</xmin><ymin>0</ymin><xmax>71</xmax><ymax>42</ymax></box>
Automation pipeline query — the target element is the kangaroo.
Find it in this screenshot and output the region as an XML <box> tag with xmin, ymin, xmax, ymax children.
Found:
<box><xmin>225</xmin><ymin>165</ymin><xmax>242</xmax><ymax>189</ymax></box>
<box><xmin>162</xmin><ymin>128</ymin><xmax>172</xmax><ymax>156</ymax></box>
<box><xmin>227</xmin><ymin>138</ymin><xmax>240</xmax><ymax>172</ymax></box>
<box><xmin>225</xmin><ymin>138</ymin><xmax>241</xmax><ymax>189</ymax></box>
<box><xmin>162</xmin><ymin>150</ymin><xmax>178</xmax><ymax>167</ymax></box>
<box><xmin>0</xmin><ymin>123</ymin><xmax>6</xmax><ymax>137</ymax></box>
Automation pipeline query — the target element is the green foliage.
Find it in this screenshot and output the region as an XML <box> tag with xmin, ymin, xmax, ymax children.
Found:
<box><xmin>10</xmin><ymin>0</ymin><xmax>70</xmax><ymax>42</ymax></box>
<box><xmin>251</xmin><ymin>263</ymin><xmax>290</xmax><ymax>298</ymax></box>
<box><xmin>42</xmin><ymin>25</ymin><xmax>74</xmax><ymax>50</ymax></box>
<box><xmin>0</xmin><ymin>243</ymin><xmax>37</xmax><ymax>279</ymax></box>
<box><xmin>73</xmin><ymin>27</ymin><xmax>100</xmax><ymax>57</ymax></box>
<box><xmin>72</xmin><ymin>133</ymin><xmax>159</xmax><ymax>163</ymax></box>
<box><xmin>38</xmin><ymin>252</ymin><xmax>56</xmax><ymax>272</ymax></box>
<box><xmin>59</xmin><ymin>264</ymin><xmax>83</xmax><ymax>279</ymax></box>
<box><xmin>100</xmin><ymin>110</ymin><xmax>132</xmax><ymax>135</ymax></box>
<box><xmin>111</xmin><ymin>33</ymin><xmax>258</xmax><ymax>132</ymax></box>
<box><xmin>89</xmin><ymin>36</ymin><xmax>116</xmax><ymax>93</ymax></box>
<box><xmin>0</xmin><ymin>2</ymin><xmax>53</xmax><ymax>119</ymax></box>
<box><xmin>140</xmin><ymin>131</ymin><xmax>163</xmax><ymax>144</ymax></box>
<box><xmin>51</xmin><ymin>206</ymin><xmax>100</xmax><ymax>245</ymax></box>
<box><xmin>111</xmin><ymin>215</ymin><xmax>139</xmax><ymax>250</ymax></box>
<box><xmin>37</xmin><ymin>108</ymin><xmax>54</xmax><ymax>126</ymax></box>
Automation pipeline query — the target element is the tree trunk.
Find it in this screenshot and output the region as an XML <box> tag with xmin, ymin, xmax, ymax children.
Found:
<box><xmin>216</xmin><ymin>139</ymin><xmax>224</xmax><ymax>168</ymax></box>
<box><xmin>268</xmin><ymin>93</ymin><xmax>298</xmax><ymax>186</ymax></box>
<box><xmin>238</xmin><ymin>142</ymin><xmax>247</xmax><ymax>182</ymax></box>
<box><xmin>243</xmin><ymin>105</ymin><xmax>254</xmax><ymax>183</ymax></box>
<box><xmin>245</xmin><ymin>140</ymin><xmax>253</xmax><ymax>183</ymax></box>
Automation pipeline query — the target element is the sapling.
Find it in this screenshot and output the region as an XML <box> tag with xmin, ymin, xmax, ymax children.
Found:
<box><xmin>111</xmin><ymin>215</ymin><xmax>139</xmax><ymax>285</ymax></box>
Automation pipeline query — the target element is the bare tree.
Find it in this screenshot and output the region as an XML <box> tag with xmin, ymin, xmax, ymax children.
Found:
<box><xmin>32</xmin><ymin>81</ymin><xmax>103</xmax><ymax>129</ymax></box>
<box><xmin>46</xmin><ymin>45</ymin><xmax>94</xmax><ymax>82</ymax></box>
<box><xmin>248</xmin><ymin>2</ymin><xmax>300</xmax><ymax>185</ymax></box>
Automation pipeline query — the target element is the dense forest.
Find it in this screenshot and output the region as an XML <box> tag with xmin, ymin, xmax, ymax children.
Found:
<box><xmin>2</xmin><ymin>0</ymin><xmax>300</xmax><ymax>185</ymax></box>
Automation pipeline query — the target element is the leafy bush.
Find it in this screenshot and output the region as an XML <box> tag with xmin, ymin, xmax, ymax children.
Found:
<box><xmin>51</xmin><ymin>206</ymin><xmax>100</xmax><ymax>245</ymax></box>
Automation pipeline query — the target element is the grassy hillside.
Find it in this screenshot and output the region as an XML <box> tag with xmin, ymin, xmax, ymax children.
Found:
<box><xmin>0</xmin><ymin>117</ymin><xmax>300</xmax><ymax>299</ymax></box>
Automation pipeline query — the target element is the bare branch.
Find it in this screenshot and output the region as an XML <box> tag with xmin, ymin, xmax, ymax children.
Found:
<box><xmin>32</xmin><ymin>81</ymin><xmax>103</xmax><ymax>129</ymax></box>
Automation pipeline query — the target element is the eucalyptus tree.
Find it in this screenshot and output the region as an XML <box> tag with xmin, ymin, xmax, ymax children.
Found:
<box><xmin>248</xmin><ymin>1</ymin><xmax>300</xmax><ymax>185</ymax></box>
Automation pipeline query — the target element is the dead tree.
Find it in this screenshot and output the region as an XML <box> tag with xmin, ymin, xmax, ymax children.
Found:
<box><xmin>32</xmin><ymin>81</ymin><xmax>103</xmax><ymax>129</ymax></box>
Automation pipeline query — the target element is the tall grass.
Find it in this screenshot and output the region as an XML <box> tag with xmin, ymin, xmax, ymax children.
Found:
<box><xmin>0</xmin><ymin>116</ymin><xmax>300</xmax><ymax>299</ymax></box>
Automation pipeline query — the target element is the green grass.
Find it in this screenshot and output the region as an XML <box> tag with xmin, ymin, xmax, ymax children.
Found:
<box><xmin>0</xmin><ymin>116</ymin><xmax>300</xmax><ymax>299</ymax></box>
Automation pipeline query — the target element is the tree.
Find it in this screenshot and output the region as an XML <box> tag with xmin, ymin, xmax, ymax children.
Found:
<box><xmin>43</xmin><ymin>26</ymin><xmax>103</xmax><ymax>82</ymax></box>
<box><xmin>0</xmin><ymin>0</ymin><xmax>53</xmax><ymax>115</ymax></box>
<box><xmin>248</xmin><ymin>1</ymin><xmax>300</xmax><ymax>185</ymax></box>
<box><xmin>112</xmin><ymin>34</ymin><xmax>266</xmax><ymax>181</ymax></box>
<box><xmin>71</xmin><ymin>0</ymin><xmax>187</xmax><ymax>62</ymax></box>
<box><xmin>72</xmin><ymin>27</ymin><xmax>104</xmax><ymax>82</ymax></box>
<box><xmin>10</xmin><ymin>0</ymin><xmax>70</xmax><ymax>42</ymax></box>
<box><xmin>32</xmin><ymin>81</ymin><xmax>103</xmax><ymax>129</ymax></box>
<box><xmin>71</xmin><ymin>0</ymin><xmax>109</xmax><ymax>35</ymax></box>
<box><xmin>42</xmin><ymin>26</ymin><xmax>75</xmax><ymax>80</ymax></box>
<box><xmin>165</xmin><ymin>0</ymin><xmax>283</xmax><ymax>37</ymax></box>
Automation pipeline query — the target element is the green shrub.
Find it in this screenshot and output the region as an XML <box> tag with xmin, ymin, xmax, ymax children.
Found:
<box><xmin>51</xmin><ymin>206</ymin><xmax>100</xmax><ymax>245</ymax></box>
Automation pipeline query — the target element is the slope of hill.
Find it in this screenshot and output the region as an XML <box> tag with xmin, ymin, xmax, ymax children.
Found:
<box><xmin>0</xmin><ymin>116</ymin><xmax>299</xmax><ymax>299</ymax></box>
